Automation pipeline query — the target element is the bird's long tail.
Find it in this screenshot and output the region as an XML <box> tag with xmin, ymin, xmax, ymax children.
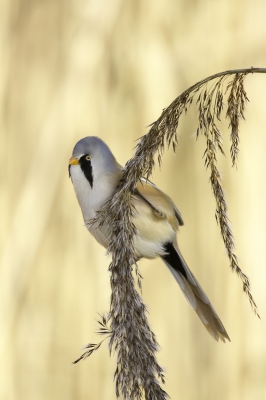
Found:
<box><xmin>161</xmin><ymin>242</ymin><xmax>230</xmax><ymax>342</ymax></box>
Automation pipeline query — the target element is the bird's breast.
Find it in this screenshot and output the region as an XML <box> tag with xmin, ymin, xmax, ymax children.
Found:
<box><xmin>70</xmin><ymin>166</ymin><xmax>115</xmax><ymax>222</ymax></box>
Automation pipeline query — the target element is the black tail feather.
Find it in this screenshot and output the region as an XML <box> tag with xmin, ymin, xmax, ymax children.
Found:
<box><xmin>161</xmin><ymin>242</ymin><xmax>230</xmax><ymax>342</ymax></box>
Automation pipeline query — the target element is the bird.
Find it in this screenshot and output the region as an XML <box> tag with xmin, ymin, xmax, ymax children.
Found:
<box><xmin>69</xmin><ymin>136</ymin><xmax>230</xmax><ymax>342</ymax></box>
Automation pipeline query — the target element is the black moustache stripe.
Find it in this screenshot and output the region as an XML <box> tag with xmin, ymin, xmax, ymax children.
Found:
<box><xmin>79</xmin><ymin>155</ymin><xmax>93</xmax><ymax>188</ymax></box>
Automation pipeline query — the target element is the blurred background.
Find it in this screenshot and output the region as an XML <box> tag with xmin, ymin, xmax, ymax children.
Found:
<box><xmin>1</xmin><ymin>0</ymin><xmax>266</xmax><ymax>399</ymax></box>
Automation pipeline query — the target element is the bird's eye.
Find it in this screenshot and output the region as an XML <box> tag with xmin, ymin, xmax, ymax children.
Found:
<box><xmin>85</xmin><ymin>155</ymin><xmax>92</xmax><ymax>161</ymax></box>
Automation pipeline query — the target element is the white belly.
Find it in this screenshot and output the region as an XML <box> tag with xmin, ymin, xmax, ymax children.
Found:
<box><xmin>71</xmin><ymin>166</ymin><xmax>175</xmax><ymax>259</ymax></box>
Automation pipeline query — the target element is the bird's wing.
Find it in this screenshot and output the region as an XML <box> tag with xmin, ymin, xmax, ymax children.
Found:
<box><xmin>134</xmin><ymin>179</ymin><xmax>184</xmax><ymax>230</ymax></box>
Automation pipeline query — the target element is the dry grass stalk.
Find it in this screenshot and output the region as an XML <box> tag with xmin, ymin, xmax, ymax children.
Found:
<box><xmin>75</xmin><ymin>67</ymin><xmax>266</xmax><ymax>399</ymax></box>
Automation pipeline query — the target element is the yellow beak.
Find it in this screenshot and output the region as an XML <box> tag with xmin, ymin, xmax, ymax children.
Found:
<box><xmin>69</xmin><ymin>157</ymin><xmax>79</xmax><ymax>165</ymax></box>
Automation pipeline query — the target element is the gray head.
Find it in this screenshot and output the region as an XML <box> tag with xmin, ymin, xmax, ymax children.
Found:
<box><xmin>72</xmin><ymin>136</ymin><xmax>114</xmax><ymax>160</ymax></box>
<box><xmin>69</xmin><ymin>136</ymin><xmax>121</xmax><ymax>188</ymax></box>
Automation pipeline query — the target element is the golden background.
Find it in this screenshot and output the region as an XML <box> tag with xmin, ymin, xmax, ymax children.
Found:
<box><xmin>1</xmin><ymin>0</ymin><xmax>266</xmax><ymax>399</ymax></box>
